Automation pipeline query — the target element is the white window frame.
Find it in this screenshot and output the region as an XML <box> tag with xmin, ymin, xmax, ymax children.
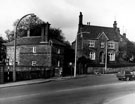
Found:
<box><xmin>108</xmin><ymin>42</ymin><xmax>115</xmax><ymax>49</ymax></box>
<box><xmin>32</xmin><ymin>61</ymin><xmax>37</xmax><ymax>66</ymax></box>
<box><xmin>89</xmin><ymin>51</ymin><xmax>95</xmax><ymax>60</ymax></box>
<box><xmin>58</xmin><ymin>60</ymin><xmax>60</xmax><ymax>67</ymax></box>
<box><xmin>100</xmin><ymin>42</ymin><xmax>105</xmax><ymax>48</ymax></box>
<box><xmin>89</xmin><ymin>40</ymin><xmax>95</xmax><ymax>48</ymax></box>
<box><xmin>57</xmin><ymin>49</ymin><xmax>60</xmax><ymax>54</ymax></box>
<box><xmin>33</xmin><ymin>47</ymin><xmax>36</xmax><ymax>53</ymax></box>
<box><xmin>108</xmin><ymin>52</ymin><xmax>115</xmax><ymax>61</ymax></box>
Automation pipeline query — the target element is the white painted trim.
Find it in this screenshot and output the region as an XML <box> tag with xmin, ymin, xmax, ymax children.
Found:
<box><xmin>97</xmin><ymin>32</ymin><xmax>109</xmax><ymax>40</ymax></box>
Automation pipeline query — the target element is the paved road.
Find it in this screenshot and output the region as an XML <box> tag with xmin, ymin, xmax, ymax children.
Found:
<box><xmin>0</xmin><ymin>74</ymin><xmax>135</xmax><ymax>104</ymax></box>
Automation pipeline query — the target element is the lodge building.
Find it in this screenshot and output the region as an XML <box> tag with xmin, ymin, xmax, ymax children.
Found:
<box><xmin>5</xmin><ymin>22</ymin><xmax>65</xmax><ymax>80</ymax></box>
<box><xmin>73</xmin><ymin>12</ymin><xmax>128</xmax><ymax>66</ymax></box>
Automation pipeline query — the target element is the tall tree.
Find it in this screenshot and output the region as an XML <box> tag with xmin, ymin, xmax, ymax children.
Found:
<box><xmin>0</xmin><ymin>37</ymin><xmax>6</xmax><ymax>64</ymax></box>
<box><xmin>49</xmin><ymin>28</ymin><xmax>65</xmax><ymax>42</ymax></box>
<box><xmin>5</xmin><ymin>15</ymin><xmax>65</xmax><ymax>42</ymax></box>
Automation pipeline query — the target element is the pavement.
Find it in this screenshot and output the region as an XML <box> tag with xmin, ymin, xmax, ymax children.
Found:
<box><xmin>0</xmin><ymin>74</ymin><xmax>88</xmax><ymax>88</ymax></box>
<box><xmin>106</xmin><ymin>94</ymin><xmax>135</xmax><ymax>104</ymax></box>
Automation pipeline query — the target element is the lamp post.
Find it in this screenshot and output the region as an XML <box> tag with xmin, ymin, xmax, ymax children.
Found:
<box><xmin>13</xmin><ymin>13</ymin><xmax>36</xmax><ymax>82</ymax></box>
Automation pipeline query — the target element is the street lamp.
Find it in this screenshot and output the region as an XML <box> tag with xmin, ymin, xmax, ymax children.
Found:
<box><xmin>13</xmin><ymin>13</ymin><xmax>36</xmax><ymax>82</ymax></box>
<box><xmin>69</xmin><ymin>62</ymin><xmax>72</xmax><ymax>75</ymax></box>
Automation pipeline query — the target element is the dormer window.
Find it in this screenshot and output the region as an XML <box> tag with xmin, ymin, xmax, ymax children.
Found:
<box><xmin>89</xmin><ymin>40</ymin><xmax>95</xmax><ymax>47</ymax></box>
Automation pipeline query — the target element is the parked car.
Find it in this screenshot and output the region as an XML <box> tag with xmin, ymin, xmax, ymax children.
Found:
<box><xmin>116</xmin><ymin>70</ymin><xmax>135</xmax><ymax>81</ymax></box>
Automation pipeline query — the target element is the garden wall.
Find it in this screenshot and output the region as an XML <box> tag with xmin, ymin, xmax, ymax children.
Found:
<box><xmin>87</xmin><ymin>66</ymin><xmax>135</xmax><ymax>74</ymax></box>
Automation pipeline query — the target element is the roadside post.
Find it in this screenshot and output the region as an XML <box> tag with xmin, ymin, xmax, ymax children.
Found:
<box><xmin>0</xmin><ymin>63</ymin><xmax>4</xmax><ymax>84</ymax></box>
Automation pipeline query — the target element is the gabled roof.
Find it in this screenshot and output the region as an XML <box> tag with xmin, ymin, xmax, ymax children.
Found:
<box><xmin>97</xmin><ymin>32</ymin><xmax>109</xmax><ymax>40</ymax></box>
<box><xmin>80</xmin><ymin>25</ymin><xmax>121</xmax><ymax>41</ymax></box>
<box><xmin>4</xmin><ymin>36</ymin><xmax>66</xmax><ymax>47</ymax></box>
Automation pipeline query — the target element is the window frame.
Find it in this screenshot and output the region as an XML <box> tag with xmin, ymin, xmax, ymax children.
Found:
<box><xmin>100</xmin><ymin>42</ymin><xmax>105</xmax><ymax>48</ymax></box>
<box><xmin>57</xmin><ymin>49</ymin><xmax>60</xmax><ymax>54</ymax></box>
<box><xmin>89</xmin><ymin>40</ymin><xmax>95</xmax><ymax>48</ymax></box>
<box><xmin>108</xmin><ymin>41</ymin><xmax>115</xmax><ymax>49</ymax></box>
<box><xmin>108</xmin><ymin>51</ymin><xmax>115</xmax><ymax>61</ymax></box>
<box><xmin>89</xmin><ymin>51</ymin><xmax>95</xmax><ymax>60</ymax></box>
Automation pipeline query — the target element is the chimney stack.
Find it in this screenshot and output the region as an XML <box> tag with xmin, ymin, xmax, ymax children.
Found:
<box><xmin>45</xmin><ymin>22</ymin><xmax>50</xmax><ymax>42</ymax></box>
<box><xmin>87</xmin><ymin>22</ymin><xmax>90</xmax><ymax>25</ymax></box>
<box><xmin>79</xmin><ymin>12</ymin><xmax>83</xmax><ymax>26</ymax></box>
<box><xmin>123</xmin><ymin>33</ymin><xmax>126</xmax><ymax>38</ymax></box>
<box><xmin>113</xmin><ymin>21</ymin><xmax>117</xmax><ymax>29</ymax></box>
<box><xmin>41</xmin><ymin>22</ymin><xmax>50</xmax><ymax>43</ymax></box>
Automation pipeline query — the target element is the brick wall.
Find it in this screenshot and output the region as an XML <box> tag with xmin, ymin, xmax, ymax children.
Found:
<box><xmin>6</xmin><ymin>44</ymin><xmax>52</xmax><ymax>67</ymax></box>
<box><xmin>7</xmin><ymin>46</ymin><xmax>20</xmax><ymax>65</ymax></box>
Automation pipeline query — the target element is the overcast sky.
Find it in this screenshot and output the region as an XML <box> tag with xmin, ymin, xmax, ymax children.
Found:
<box><xmin>0</xmin><ymin>0</ymin><xmax>135</xmax><ymax>42</ymax></box>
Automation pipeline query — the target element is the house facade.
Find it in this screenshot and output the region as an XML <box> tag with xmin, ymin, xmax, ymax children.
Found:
<box><xmin>5</xmin><ymin>22</ymin><xmax>65</xmax><ymax>80</ymax></box>
<box><xmin>73</xmin><ymin>12</ymin><xmax>128</xmax><ymax>66</ymax></box>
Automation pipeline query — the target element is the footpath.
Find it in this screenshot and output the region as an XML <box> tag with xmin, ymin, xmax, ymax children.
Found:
<box><xmin>106</xmin><ymin>94</ymin><xmax>135</xmax><ymax>104</ymax></box>
<box><xmin>0</xmin><ymin>75</ymin><xmax>87</xmax><ymax>88</ymax></box>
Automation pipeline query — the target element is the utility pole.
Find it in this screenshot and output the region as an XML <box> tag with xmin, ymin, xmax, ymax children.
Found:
<box><xmin>104</xmin><ymin>41</ymin><xmax>108</xmax><ymax>74</ymax></box>
<box><xmin>74</xmin><ymin>34</ymin><xmax>77</xmax><ymax>77</ymax></box>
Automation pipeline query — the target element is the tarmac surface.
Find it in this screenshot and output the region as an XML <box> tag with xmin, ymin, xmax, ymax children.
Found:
<box><xmin>0</xmin><ymin>75</ymin><xmax>86</xmax><ymax>88</ymax></box>
<box><xmin>106</xmin><ymin>93</ymin><xmax>135</xmax><ymax>104</ymax></box>
<box><xmin>1</xmin><ymin>74</ymin><xmax>135</xmax><ymax>104</ymax></box>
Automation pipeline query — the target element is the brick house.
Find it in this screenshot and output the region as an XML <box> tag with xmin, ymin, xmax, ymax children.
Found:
<box><xmin>73</xmin><ymin>12</ymin><xmax>129</xmax><ymax>67</ymax></box>
<box><xmin>5</xmin><ymin>22</ymin><xmax>65</xmax><ymax>80</ymax></box>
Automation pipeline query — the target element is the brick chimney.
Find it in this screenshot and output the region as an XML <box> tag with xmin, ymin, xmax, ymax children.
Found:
<box><xmin>78</xmin><ymin>12</ymin><xmax>83</xmax><ymax>32</ymax></box>
<box><xmin>79</xmin><ymin>12</ymin><xmax>83</xmax><ymax>26</ymax></box>
<box><xmin>41</xmin><ymin>22</ymin><xmax>50</xmax><ymax>42</ymax></box>
<box><xmin>113</xmin><ymin>21</ymin><xmax>117</xmax><ymax>30</ymax></box>
<box><xmin>123</xmin><ymin>33</ymin><xmax>126</xmax><ymax>38</ymax></box>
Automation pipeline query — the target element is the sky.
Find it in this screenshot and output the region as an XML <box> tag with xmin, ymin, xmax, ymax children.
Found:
<box><xmin>0</xmin><ymin>0</ymin><xmax>135</xmax><ymax>42</ymax></box>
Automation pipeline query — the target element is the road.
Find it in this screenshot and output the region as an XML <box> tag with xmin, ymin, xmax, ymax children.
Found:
<box><xmin>0</xmin><ymin>74</ymin><xmax>135</xmax><ymax>104</ymax></box>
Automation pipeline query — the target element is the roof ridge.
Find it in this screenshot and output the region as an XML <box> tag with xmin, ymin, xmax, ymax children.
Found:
<box><xmin>83</xmin><ymin>24</ymin><xmax>113</xmax><ymax>29</ymax></box>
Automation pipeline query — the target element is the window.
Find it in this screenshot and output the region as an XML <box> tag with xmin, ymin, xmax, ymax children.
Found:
<box><xmin>89</xmin><ymin>52</ymin><xmax>95</xmax><ymax>60</ymax></box>
<box><xmin>108</xmin><ymin>42</ymin><xmax>115</xmax><ymax>49</ymax></box>
<box><xmin>58</xmin><ymin>60</ymin><xmax>60</xmax><ymax>67</ymax></box>
<box><xmin>33</xmin><ymin>47</ymin><xmax>36</xmax><ymax>53</ymax></box>
<box><xmin>100</xmin><ymin>42</ymin><xmax>105</xmax><ymax>48</ymax></box>
<box><xmin>32</xmin><ymin>61</ymin><xmax>37</xmax><ymax>66</ymax></box>
<box><xmin>89</xmin><ymin>40</ymin><xmax>95</xmax><ymax>47</ymax></box>
<box><xmin>108</xmin><ymin>52</ymin><xmax>115</xmax><ymax>61</ymax></box>
<box><xmin>57</xmin><ymin>49</ymin><xmax>60</xmax><ymax>54</ymax></box>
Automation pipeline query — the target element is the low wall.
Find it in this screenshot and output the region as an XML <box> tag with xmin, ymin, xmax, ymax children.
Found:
<box><xmin>4</xmin><ymin>66</ymin><xmax>54</xmax><ymax>82</ymax></box>
<box><xmin>87</xmin><ymin>66</ymin><xmax>135</xmax><ymax>74</ymax></box>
